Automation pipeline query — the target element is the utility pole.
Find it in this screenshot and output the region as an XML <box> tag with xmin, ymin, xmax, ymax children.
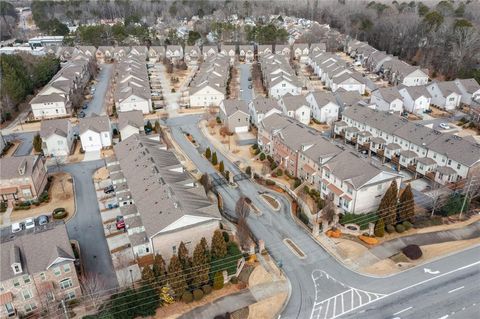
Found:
<box><xmin>61</xmin><ymin>299</ymin><xmax>69</xmax><ymax>319</ymax></box>
<box><xmin>459</xmin><ymin>177</ymin><xmax>475</xmax><ymax>219</ymax></box>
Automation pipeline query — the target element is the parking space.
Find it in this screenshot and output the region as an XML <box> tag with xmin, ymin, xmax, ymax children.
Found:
<box><xmin>106</xmin><ymin>232</ymin><xmax>130</xmax><ymax>251</ymax></box>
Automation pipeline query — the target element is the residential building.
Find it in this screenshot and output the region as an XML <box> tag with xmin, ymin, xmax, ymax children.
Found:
<box><xmin>239</xmin><ymin>45</ymin><xmax>254</xmax><ymax>62</ymax></box>
<box><xmin>148</xmin><ymin>46</ymin><xmax>165</xmax><ymax>63</ymax></box>
<box><xmin>118</xmin><ymin>110</ymin><xmax>145</xmax><ymax>140</ymax></box>
<box><xmin>278</xmin><ymin>94</ymin><xmax>311</xmax><ymax>125</ymax></box>
<box><xmin>79</xmin><ymin>114</ymin><xmax>112</xmax><ymax>152</ymax></box>
<box><xmin>40</xmin><ymin>118</ymin><xmax>74</xmax><ymax>157</ymax></box>
<box><xmin>166</xmin><ymin>45</ymin><xmax>183</xmax><ymax>62</ymax></box>
<box><xmin>381</xmin><ymin>59</ymin><xmax>429</xmax><ymax>87</ymax></box>
<box><xmin>398</xmin><ymin>85</ymin><xmax>431</xmax><ymax>114</ymax></box>
<box><xmin>0</xmin><ymin>155</ymin><xmax>47</xmax><ymax>203</ymax></box>
<box><xmin>248</xmin><ymin>97</ymin><xmax>282</xmax><ymax>126</ymax></box>
<box><xmin>306</xmin><ymin>91</ymin><xmax>340</xmax><ymax>124</ymax></box>
<box><xmin>454</xmin><ymin>78</ymin><xmax>480</xmax><ymax>106</ymax></box>
<box><xmin>257</xmin><ymin>113</ymin><xmax>294</xmax><ymax>154</ymax></box>
<box><xmin>427</xmin><ymin>81</ymin><xmax>462</xmax><ymax>110</ymax></box>
<box><xmin>330</xmin><ymin>71</ymin><xmax>366</xmax><ymax>94</ymax></box>
<box><xmin>0</xmin><ymin>222</ymin><xmax>81</xmax><ymax>318</ymax></box>
<box><xmin>293</xmin><ymin>43</ymin><xmax>309</xmax><ymax>62</ymax></box>
<box><xmin>219</xmin><ymin>100</ymin><xmax>250</xmax><ymax>133</ymax></box>
<box><xmin>370</xmin><ymin>87</ymin><xmax>404</xmax><ymax>113</ymax></box>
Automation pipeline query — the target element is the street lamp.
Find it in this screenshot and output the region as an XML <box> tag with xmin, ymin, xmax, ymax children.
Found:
<box><xmin>129</xmin><ymin>269</ymin><xmax>134</xmax><ymax>290</ymax></box>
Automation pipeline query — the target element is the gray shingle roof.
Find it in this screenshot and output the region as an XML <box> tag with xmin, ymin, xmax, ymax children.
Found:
<box><xmin>118</xmin><ymin>110</ymin><xmax>144</xmax><ymax>130</ymax></box>
<box><xmin>0</xmin><ymin>155</ymin><xmax>41</xmax><ymax>180</ymax></box>
<box><xmin>79</xmin><ymin>114</ymin><xmax>110</xmax><ymax>134</ymax></box>
<box><xmin>221</xmin><ymin>100</ymin><xmax>249</xmax><ymax>117</ymax></box>
<box><xmin>250</xmin><ymin>97</ymin><xmax>280</xmax><ymax>114</ymax></box>
<box><xmin>40</xmin><ymin>118</ymin><xmax>70</xmax><ymax>139</ymax></box>
<box><xmin>374</xmin><ymin>87</ymin><xmax>402</xmax><ymax>103</ymax></box>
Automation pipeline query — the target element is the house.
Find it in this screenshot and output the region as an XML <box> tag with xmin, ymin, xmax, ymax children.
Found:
<box><xmin>293</xmin><ymin>43</ymin><xmax>309</xmax><ymax>62</ymax></box>
<box><xmin>0</xmin><ymin>222</ymin><xmax>81</xmax><ymax>318</ymax></box>
<box><xmin>108</xmin><ymin>134</ymin><xmax>222</xmax><ymax>262</ymax></box>
<box><xmin>382</xmin><ymin>59</ymin><xmax>429</xmax><ymax>87</ymax></box>
<box><xmin>248</xmin><ymin>97</ymin><xmax>282</xmax><ymax>126</ymax></box>
<box><xmin>398</xmin><ymin>85</ymin><xmax>431</xmax><ymax>114</ymax></box>
<box><xmin>370</xmin><ymin>87</ymin><xmax>404</xmax><ymax>113</ymax></box>
<box><xmin>189</xmin><ymin>83</ymin><xmax>226</xmax><ymax>108</ymax></box>
<box><xmin>0</xmin><ymin>155</ymin><xmax>47</xmax><ymax>203</ymax></box>
<box><xmin>189</xmin><ymin>54</ymin><xmax>229</xmax><ymax>107</ymax></box>
<box><xmin>257</xmin><ymin>44</ymin><xmax>273</xmax><ymax>57</ymax></box>
<box><xmin>30</xmin><ymin>93</ymin><xmax>70</xmax><ymax>120</ymax></box>
<box><xmin>278</xmin><ymin>94</ymin><xmax>311</xmax><ymax>125</ymax></box>
<box><xmin>202</xmin><ymin>45</ymin><xmax>218</xmax><ymax>59</ymax></box>
<box><xmin>330</xmin><ymin>72</ymin><xmax>366</xmax><ymax>95</ymax></box>
<box><xmin>220</xmin><ymin>45</ymin><xmax>236</xmax><ymax>64</ymax></box>
<box><xmin>148</xmin><ymin>46</ymin><xmax>165</xmax><ymax>63</ymax></box>
<box><xmin>118</xmin><ymin>110</ymin><xmax>145</xmax><ymax>140</ymax></box>
<box><xmin>239</xmin><ymin>45</ymin><xmax>254</xmax><ymax>62</ymax></box>
<box><xmin>310</xmin><ymin>43</ymin><xmax>326</xmax><ymax>54</ymax></box>
<box><xmin>115</xmin><ymin>86</ymin><xmax>152</xmax><ymax>114</ymax></box>
<box><xmin>96</xmin><ymin>46</ymin><xmax>114</xmax><ymax>63</ymax></box>
<box><xmin>454</xmin><ymin>78</ymin><xmax>480</xmax><ymax>106</ymax></box>
<box><xmin>306</xmin><ymin>91</ymin><xmax>340</xmax><ymax>124</ymax></box>
<box><xmin>365</xmin><ymin>50</ymin><xmax>392</xmax><ymax>73</ymax></box>
<box><xmin>334</xmin><ymin>90</ymin><xmax>363</xmax><ymax>112</ymax></box>
<box><xmin>219</xmin><ymin>100</ymin><xmax>250</xmax><ymax>133</ymax></box>
<box><xmin>269</xmin><ymin>76</ymin><xmax>303</xmax><ymax>99</ymax></box>
<box><xmin>166</xmin><ymin>45</ymin><xmax>183</xmax><ymax>62</ymax></box>
<box><xmin>184</xmin><ymin>45</ymin><xmax>201</xmax><ymax>64</ymax></box>
<box><xmin>79</xmin><ymin>114</ymin><xmax>112</xmax><ymax>152</ymax></box>
<box><xmin>257</xmin><ymin>113</ymin><xmax>294</xmax><ymax>154</ymax></box>
<box><xmin>113</xmin><ymin>47</ymin><xmax>131</xmax><ymax>60</ymax></box>
<box><xmin>320</xmin><ymin>150</ymin><xmax>403</xmax><ymax>213</ymax></box>
<box><xmin>40</xmin><ymin>119</ymin><xmax>74</xmax><ymax>157</ymax></box>
<box><xmin>427</xmin><ymin>81</ymin><xmax>462</xmax><ymax>110</ymax></box>
<box><xmin>274</xmin><ymin>44</ymin><xmax>291</xmax><ymax>57</ymax></box>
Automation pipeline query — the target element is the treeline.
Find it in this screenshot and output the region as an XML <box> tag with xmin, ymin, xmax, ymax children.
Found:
<box><xmin>0</xmin><ymin>54</ymin><xmax>60</xmax><ymax>114</ymax></box>
<box><xmin>245</xmin><ymin>23</ymin><xmax>290</xmax><ymax>44</ymax></box>
<box><xmin>312</xmin><ymin>0</ymin><xmax>480</xmax><ymax>80</ymax></box>
<box><xmin>32</xmin><ymin>1</ymin><xmax>69</xmax><ymax>36</ymax></box>
<box><xmin>0</xmin><ymin>1</ymin><xmax>17</xmax><ymax>40</ymax></box>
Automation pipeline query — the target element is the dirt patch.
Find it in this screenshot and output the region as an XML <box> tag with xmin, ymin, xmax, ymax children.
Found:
<box><xmin>154</xmin><ymin>284</ymin><xmax>241</xmax><ymax>319</ymax></box>
<box><xmin>10</xmin><ymin>172</ymin><xmax>75</xmax><ymax>222</ymax></box>
<box><xmin>261</xmin><ymin>194</ymin><xmax>279</xmax><ymax>210</ymax></box>
<box><xmin>429</xmin><ymin>106</ymin><xmax>450</xmax><ymax>118</ymax></box>
<box><xmin>2</xmin><ymin>141</ymin><xmax>20</xmax><ymax>157</ymax></box>
<box><xmin>68</xmin><ymin>141</ymin><xmax>84</xmax><ymax>163</ymax></box>
<box><xmin>248</xmin><ymin>292</ymin><xmax>288</xmax><ymax>319</ymax></box>
<box><xmin>93</xmin><ymin>167</ymin><xmax>110</xmax><ymax>181</ymax></box>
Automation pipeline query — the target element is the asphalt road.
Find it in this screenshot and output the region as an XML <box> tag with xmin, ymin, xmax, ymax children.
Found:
<box><xmin>4</xmin><ymin>131</ymin><xmax>36</xmax><ymax>156</ymax></box>
<box><xmin>84</xmin><ymin>64</ymin><xmax>113</xmax><ymax>117</ymax></box>
<box><xmin>166</xmin><ymin>114</ymin><xmax>480</xmax><ymax>319</ymax></box>
<box><xmin>54</xmin><ymin>160</ymin><xmax>118</xmax><ymax>290</ymax></box>
<box><xmin>238</xmin><ymin>63</ymin><xmax>253</xmax><ymax>102</ymax></box>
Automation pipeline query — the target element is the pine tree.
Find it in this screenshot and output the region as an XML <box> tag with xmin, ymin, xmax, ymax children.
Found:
<box><xmin>378</xmin><ymin>181</ymin><xmax>398</xmax><ymax>227</ymax></box>
<box><xmin>177</xmin><ymin>241</ymin><xmax>191</xmax><ymax>271</ymax></box>
<box><xmin>154</xmin><ymin>120</ymin><xmax>161</xmax><ymax>134</ymax></box>
<box><xmin>191</xmin><ymin>241</ymin><xmax>210</xmax><ymax>288</ymax></box>
<box><xmin>205</xmin><ymin>147</ymin><xmax>211</xmax><ymax>160</ymax></box>
<box><xmin>398</xmin><ymin>184</ymin><xmax>415</xmax><ymax>223</ymax></box>
<box><xmin>145</xmin><ymin>120</ymin><xmax>153</xmax><ymax>131</ymax></box>
<box><xmin>211</xmin><ymin>152</ymin><xmax>218</xmax><ymax>165</ymax></box>
<box><xmin>374</xmin><ymin>218</ymin><xmax>385</xmax><ymax>237</ymax></box>
<box><xmin>219</xmin><ymin>161</ymin><xmax>225</xmax><ymax>173</ymax></box>
<box><xmin>213</xmin><ymin>272</ymin><xmax>224</xmax><ymax>290</ymax></box>
<box><xmin>33</xmin><ymin>134</ymin><xmax>42</xmax><ymax>153</ymax></box>
<box><xmin>152</xmin><ymin>254</ymin><xmax>167</xmax><ymax>286</ymax></box>
<box><xmin>211</xmin><ymin>229</ymin><xmax>227</xmax><ymax>260</ymax></box>
<box><xmin>200</xmin><ymin>237</ymin><xmax>211</xmax><ymax>262</ymax></box>
<box><xmin>141</xmin><ymin>266</ymin><xmax>155</xmax><ymax>283</ymax></box>
<box><xmin>167</xmin><ymin>255</ymin><xmax>187</xmax><ymax>299</ymax></box>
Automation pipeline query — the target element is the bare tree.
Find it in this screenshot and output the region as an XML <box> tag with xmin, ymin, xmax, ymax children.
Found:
<box><xmin>429</xmin><ymin>182</ymin><xmax>446</xmax><ymax>217</ymax></box>
<box><xmin>320</xmin><ymin>195</ymin><xmax>337</xmax><ymax>226</ymax></box>
<box><xmin>236</xmin><ymin>197</ymin><xmax>252</xmax><ymax>250</ymax></box>
<box><xmin>80</xmin><ymin>273</ymin><xmax>107</xmax><ymax>311</ymax></box>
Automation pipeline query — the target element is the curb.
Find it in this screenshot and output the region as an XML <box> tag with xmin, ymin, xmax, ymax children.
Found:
<box><xmin>64</xmin><ymin>172</ymin><xmax>77</xmax><ymax>224</ymax></box>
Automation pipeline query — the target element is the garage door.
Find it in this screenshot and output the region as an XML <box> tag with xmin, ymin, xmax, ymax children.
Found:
<box><xmin>235</xmin><ymin>126</ymin><xmax>249</xmax><ymax>133</ymax></box>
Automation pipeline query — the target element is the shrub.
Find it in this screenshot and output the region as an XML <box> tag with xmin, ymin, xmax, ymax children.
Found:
<box><xmin>270</xmin><ymin>162</ymin><xmax>277</xmax><ymax>170</ymax></box>
<box><xmin>303</xmin><ymin>186</ymin><xmax>310</xmax><ymax>194</ymax></box>
<box><xmin>259</xmin><ymin>153</ymin><xmax>266</xmax><ymax>161</ymax></box>
<box><xmin>222</xmin><ymin>231</ymin><xmax>230</xmax><ymax>243</ymax></box>
<box><xmin>254</xmin><ymin>149</ymin><xmax>260</xmax><ymax>155</ymax></box>
<box><xmin>298</xmin><ymin>210</ymin><xmax>309</xmax><ymax>226</ymax></box>
<box><xmin>193</xmin><ymin>289</ymin><xmax>204</xmax><ymax>301</ymax></box>
<box><xmin>267</xmin><ymin>155</ymin><xmax>274</xmax><ymax>163</ymax></box>
<box><xmin>245</xmin><ymin>166</ymin><xmax>251</xmax><ymax>176</ymax></box>
<box><xmin>265</xmin><ymin>179</ymin><xmax>275</xmax><ymax>186</ymax></box>
<box><xmin>402</xmin><ymin>244</ymin><xmax>423</xmax><ymax>260</ymax></box>
<box><xmin>374</xmin><ymin>218</ymin><xmax>385</xmax><ymax>237</ymax></box>
<box><xmin>276</xmin><ymin>169</ymin><xmax>283</xmax><ymax>176</ymax></box>
<box><xmin>294</xmin><ymin>178</ymin><xmax>301</xmax><ymax>188</ymax></box>
<box><xmin>252</xmin><ymin>144</ymin><xmax>258</xmax><ymax>150</ymax></box>
<box><xmin>213</xmin><ymin>272</ymin><xmax>224</xmax><ymax>290</ymax></box>
<box><xmin>386</xmin><ymin>224</ymin><xmax>395</xmax><ymax>234</ymax></box>
<box><xmin>181</xmin><ymin>292</ymin><xmax>193</xmax><ymax>303</ymax></box>
<box><xmin>52</xmin><ymin>208</ymin><xmax>68</xmax><ymax>219</ymax></box>
<box><xmin>202</xmin><ymin>285</ymin><xmax>212</xmax><ymax>295</ymax></box>
<box><xmin>216</xmin><ymin>116</ymin><xmax>221</xmax><ymax>124</ymax></box>
<box><xmin>395</xmin><ymin>224</ymin><xmax>405</xmax><ymax>233</ymax></box>
<box><xmin>402</xmin><ymin>221</ymin><xmax>413</xmax><ymax>230</ymax></box>
<box><xmin>230</xmin><ymin>276</ymin><xmax>238</xmax><ymax>284</ymax></box>
<box><xmin>358</xmin><ymin>235</ymin><xmax>378</xmax><ymax>245</ymax></box>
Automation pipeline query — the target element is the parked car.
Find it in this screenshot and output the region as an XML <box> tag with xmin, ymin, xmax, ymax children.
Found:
<box><xmin>37</xmin><ymin>215</ymin><xmax>49</xmax><ymax>226</ymax></box>
<box><xmin>116</xmin><ymin>216</ymin><xmax>125</xmax><ymax>230</ymax></box>
<box><xmin>424</xmin><ymin>109</ymin><xmax>433</xmax><ymax>114</ymax></box>
<box><xmin>104</xmin><ymin>185</ymin><xmax>115</xmax><ymax>194</ymax></box>
<box><xmin>248</xmin><ymin>85</ymin><xmax>252</xmax><ymax>89</ymax></box>
<box><xmin>439</xmin><ymin>123</ymin><xmax>450</xmax><ymax>129</ymax></box>
<box><xmin>91</xmin><ymin>86</ymin><xmax>96</xmax><ymax>93</ymax></box>
<box><xmin>11</xmin><ymin>222</ymin><xmax>23</xmax><ymax>233</ymax></box>
<box><xmin>78</xmin><ymin>111</ymin><xmax>86</xmax><ymax>118</ymax></box>
<box><xmin>82</xmin><ymin>103</ymin><xmax>89</xmax><ymax>110</ymax></box>
<box><xmin>248</xmin><ymin>77</ymin><xmax>252</xmax><ymax>81</ymax></box>
<box><xmin>24</xmin><ymin>218</ymin><xmax>35</xmax><ymax>230</ymax></box>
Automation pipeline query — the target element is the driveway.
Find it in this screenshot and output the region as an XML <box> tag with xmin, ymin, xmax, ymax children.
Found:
<box><xmin>3</xmin><ymin>131</ymin><xmax>37</xmax><ymax>156</ymax></box>
<box><xmin>85</xmin><ymin>64</ymin><xmax>113</xmax><ymax>117</ymax></box>
<box><xmin>238</xmin><ymin>63</ymin><xmax>253</xmax><ymax>102</ymax></box>
<box><xmin>53</xmin><ymin>160</ymin><xmax>118</xmax><ymax>290</ymax></box>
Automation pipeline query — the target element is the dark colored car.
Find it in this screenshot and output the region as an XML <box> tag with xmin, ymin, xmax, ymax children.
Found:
<box><xmin>116</xmin><ymin>216</ymin><xmax>125</xmax><ymax>230</ymax></box>
<box><xmin>37</xmin><ymin>215</ymin><xmax>49</xmax><ymax>225</ymax></box>
<box><xmin>78</xmin><ymin>111</ymin><xmax>86</xmax><ymax>118</ymax></box>
<box><xmin>104</xmin><ymin>185</ymin><xmax>115</xmax><ymax>194</ymax></box>
<box><xmin>82</xmin><ymin>103</ymin><xmax>88</xmax><ymax>110</ymax></box>
<box><xmin>248</xmin><ymin>85</ymin><xmax>252</xmax><ymax>89</ymax></box>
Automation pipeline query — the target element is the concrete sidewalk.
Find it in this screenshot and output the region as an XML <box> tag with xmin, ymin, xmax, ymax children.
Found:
<box><xmin>178</xmin><ymin>281</ymin><xmax>288</xmax><ymax>319</ymax></box>
<box><xmin>370</xmin><ymin>220</ymin><xmax>480</xmax><ymax>259</ymax></box>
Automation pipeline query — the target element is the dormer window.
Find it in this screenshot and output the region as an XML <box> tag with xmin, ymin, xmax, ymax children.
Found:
<box><xmin>12</xmin><ymin>263</ymin><xmax>22</xmax><ymax>275</ymax></box>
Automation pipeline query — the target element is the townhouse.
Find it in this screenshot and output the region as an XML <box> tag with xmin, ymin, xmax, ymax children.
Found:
<box><xmin>370</xmin><ymin>87</ymin><xmax>404</xmax><ymax>113</ymax></box>
<box><xmin>0</xmin><ymin>223</ymin><xmax>81</xmax><ymax>318</ymax></box>
<box><xmin>278</xmin><ymin>94</ymin><xmax>311</xmax><ymax>125</ymax></box>
<box><xmin>96</xmin><ymin>46</ymin><xmax>114</xmax><ymax>63</ymax></box>
<box><xmin>148</xmin><ymin>46</ymin><xmax>165</xmax><ymax>63</ymax></box>
<box><xmin>398</xmin><ymin>85</ymin><xmax>431</xmax><ymax>114</ymax></box>
<box><xmin>219</xmin><ymin>44</ymin><xmax>236</xmax><ymax>65</ymax></box>
<box><xmin>257</xmin><ymin>44</ymin><xmax>273</xmax><ymax>57</ymax></box>
<box><xmin>381</xmin><ymin>59</ymin><xmax>429</xmax><ymax>87</ymax></box>
<box><xmin>427</xmin><ymin>81</ymin><xmax>462</xmax><ymax>111</ymax></box>
<box><xmin>274</xmin><ymin>44</ymin><xmax>291</xmax><ymax>57</ymax></box>
<box><xmin>239</xmin><ymin>45</ymin><xmax>254</xmax><ymax>62</ymax></box>
<box><xmin>79</xmin><ymin>114</ymin><xmax>112</xmax><ymax>153</ymax></box>
<box><xmin>189</xmin><ymin>54</ymin><xmax>230</xmax><ymax>107</ymax></box>
<box><xmin>259</xmin><ymin>53</ymin><xmax>302</xmax><ymax>99</ymax></box>
<box><xmin>219</xmin><ymin>100</ymin><xmax>250</xmax><ymax>133</ymax></box>
<box><xmin>335</xmin><ymin>105</ymin><xmax>480</xmax><ymax>184</ymax></box>
<box><xmin>40</xmin><ymin>118</ymin><xmax>74</xmax><ymax>157</ymax></box>
<box><xmin>165</xmin><ymin>45</ymin><xmax>183</xmax><ymax>62</ymax></box>
<box><xmin>306</xmin><ymin>91</ymin><xmax>340</xmax><ymax>124</ymax></box>
<box><xmin>293</xmin><ymin>43</ymin><xmax>309</xmax><ymax>62</ymax></box>
<box><xmin>106</xmin><ymin>134</ymin><xmax>221</xmax><ymax>261</ymax></box>
<box><xmin>117</xmin><ymin>110</ymin><xmax>145</xmax><ymax>140</ymax></box>
<box><xmin>0</xmin><ymin>155</ymin><xmax>48</xmax><ymax>203</ymax></box>
<box><xmin>184</xmin><ymin>45</ymin><xmax>201</xmax><ymax>64</ymax></box>
<box><xmin>454</xmin><ymin>78</ymin><xmax>480</xmax><ymax>106</ymax></box>
<box><xmin>30</xmin><ymin>53</ymin><xmax>94</xmax><ymax>119</ymax></box>
<box><xmin>202</xmin><ymin>45</ymin><xmax>218</xmax><ymax>60</ymax></box>
<box><xmin>248</xmin><ymin>96</ymin><xmax>282</xmax><ymax>126</ymax></box>
<box><xmin>257</xmin><ymin>113</ymin><xmax>294</xmax><ymax>154</ymax></box>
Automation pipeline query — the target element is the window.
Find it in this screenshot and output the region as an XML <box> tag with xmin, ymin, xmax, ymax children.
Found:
<box><xmin>13</xmin><ymin>278</ymin><xmax>20</xmax><ymax>287</ymax></box>
<box><xmin>457</xmin><ymin>164</ymin><xmax>461</xmax><ymax>169</ymax></box>
<box><xmin>59</xmin><ymin>278</ymin><xmax>73</xmax><ymax>290</ymax></box>
<box><xmin>5</xmin><ymin>302</ymin><xmax>15</xmax><ymax>316</ymax></box>
<box><xmin>0</xmin><ymin>284</ymin><xmax>4</xmax><ymax>292</ymax></box>
<box><xmin>22</xmin><ymin>289</ymin><xmax>33</xmax><ymax>300</ymax></box>
<box><xmin>53</xmin><ymin>267</ymin><xmax>61</xmax><ymax>276</ymax></box>
<box><xmin>24</xmin><ymin>302</ymin><xmax>37</xmax><ymax>313</ymax></box>
<box><xmin>13</xmin><ymin>264</ymin><xmax>21</xmax><ymax>274</ymax></box>
<box><xmin>377</xmin><ymin>184</ymin><xmax>383</xmax><ymax>191</ymax></box>
<box><xmin>23</xmin><ymin>275</ymin><xmax>31</xmax><ymax>284</ymax></box>
<box><xmin>47</xmin><ymin>292</ymin><xmax>55</xmax><ymax>302</ymax></box>
<box><xmin>57</xmin><ymin>140</ymin><xmax>63</xmax><ymax>145</ymax></box>
<box><xmin>63</xmin><ymin>264</ymin><xmax>71</xmax><ymax>273</ymax></box>
<box><xmin>40</xmin><ymin>272</ymin><xmax>46</xmax><ymax>281</ymax></box>
<box><xmin>88</xmin><ymin>136</ymin><xmax>93</xmax><ymax>142</ymax></box>
<box><xmin>448</xmin><ymin>159</ymin><xmax>452</xmax><ymax>165</ymax></box>
<box><xmin>65</xmin><ymin>291</ymin><xmax>76</xmax><ymax>301</ymax></box>
<box><xmin>172</xmin><ymin>245</ymin><xmax>177</xmax><ymax>254</ymax></box>
<box><xmin>347</xmin><ymin>188</ymin><xmax>353</xmax><ymax>195</ymax></box>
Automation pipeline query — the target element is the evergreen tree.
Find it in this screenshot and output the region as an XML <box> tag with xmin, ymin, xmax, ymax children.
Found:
<box><xmin>154</xmin><ymin>120</ymin><xmax>161</xmax><ymax>134</ymax></box>
<box><xmin>398</xmin><ymin>184</ymin><xmax>415</xmax><ymax>223</ymax></box>
<box><xmin>167</xmin><ymin>255</ymin><xmax>188</xmax><ymax>299</ymax></box>
<box><xmin>145</xmin><ymin>120</ymin><xmax>153</xmax><ymax>131</ymax></box>
<box><xmin>177</xmin><ymin>241</ymin><xmax>191</xmax><ymax>271</ymax></box>
<box><xmin>191</xmin><ymin>241</ymin><xmax>210</xmax><ymax>289</ymax></box>
<box><xmin>135</xmin><ymin>283</ymin><xmax>161</xmax><ymax>317</ymax></box>
<box><xmin>152</xmin><ymin>254</ymin><xmax>167</xmax><ymax>286</ymax></box>
<box><xmin>205</xmin><ymin>147</ymin><xmax>211</xmax><ymax>160</ymax></box>
<box><xmin>141</xmin><ymin>266</ymin><xmax>155</xmax><ymax>283</ymax></box>
<box><xmin>378</xmin><ymin>181</ymin><xmax>398</xmax><ymax>226</ymax></box>
<box><xmin>211</xmin><ymin>152</ymin><xmax>218</xmax><ymax>165</ymax></box>
<box><xmin>211</xmin><ymin>229</ymin><xmax>227</xmax><ymax>260</ymax></box>
<box><xmin>374</xmin><ymin>218</ymin><xmax>385</xmax><ymax>237</ymax></box>
<box><xmin>33</xmin><ymin>134</ymin><xmax>42</xmax><ymax>152</ymax></box>
<box><xmin>200</xmin><ymin>237</ymin><xmax>211</xmax><ymax>262</ymax></box>
<box><xmin>219</xmin><ymin>161</ymin><xmax>225</xmax><ymax>173</ymax></box>
<box><xmin>213</xmin><ymin>272</ymin><xmax>224</xmax><ymax>290</ymax></box>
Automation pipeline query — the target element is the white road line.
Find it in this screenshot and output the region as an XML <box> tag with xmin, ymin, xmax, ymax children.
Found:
<box><xmin>340</xmin><ymin>293</ymin><xmax>345</xmax><ymax>313</ymax></box>
<box><xmin>393</xmin><ymin>306</ymin><xmax>413</xmax><ymax>315</ymax></box>
<box><xmin>333</xmin><ymin>294</ymin><xmax>337</xmax><ymax>318</ymax></box>
<box><xmin>448</xmin><ymin>286</ymin><xmax>465</xmax><ymax>294</ymax></box>
<box><xmin>350</xmin><ymin>289</ymin><xmax>354</xmax><ymax>309</ymax></box>
<box><xmin>437</xmin><ymin>315</ymin><xmax>449</xmax><ymax>319</ymax></box>
<box><xmin>323</xmin><ymin>299</ymin><xmax>331</xmax><ymax>319</ymax></box>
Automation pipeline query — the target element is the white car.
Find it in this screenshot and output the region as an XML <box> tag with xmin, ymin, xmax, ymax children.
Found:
<box><xmin>24</xmin><ymin>218</ymin><xmax>35</xmax><ymax>230</ymax></box>
<box><xmin>11</xmin><ymin>222</ymin><xmax>22</xmax><ymax>233</ymax></box>
<box><xmin>439</xmin><ymin>123</ymin><xmax>450</xmax><ymax>130</ymax></box>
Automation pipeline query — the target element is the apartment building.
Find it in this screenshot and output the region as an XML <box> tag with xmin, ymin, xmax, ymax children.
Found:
<box><xmin>259</xmin><ymin>53</ymin><xmax>302</xmax><ymax>99</ymax></box>
<box><xmin>40</xmin><ymin>118</ymin><xmax>74</xmax><ymax>157</ymax></box>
